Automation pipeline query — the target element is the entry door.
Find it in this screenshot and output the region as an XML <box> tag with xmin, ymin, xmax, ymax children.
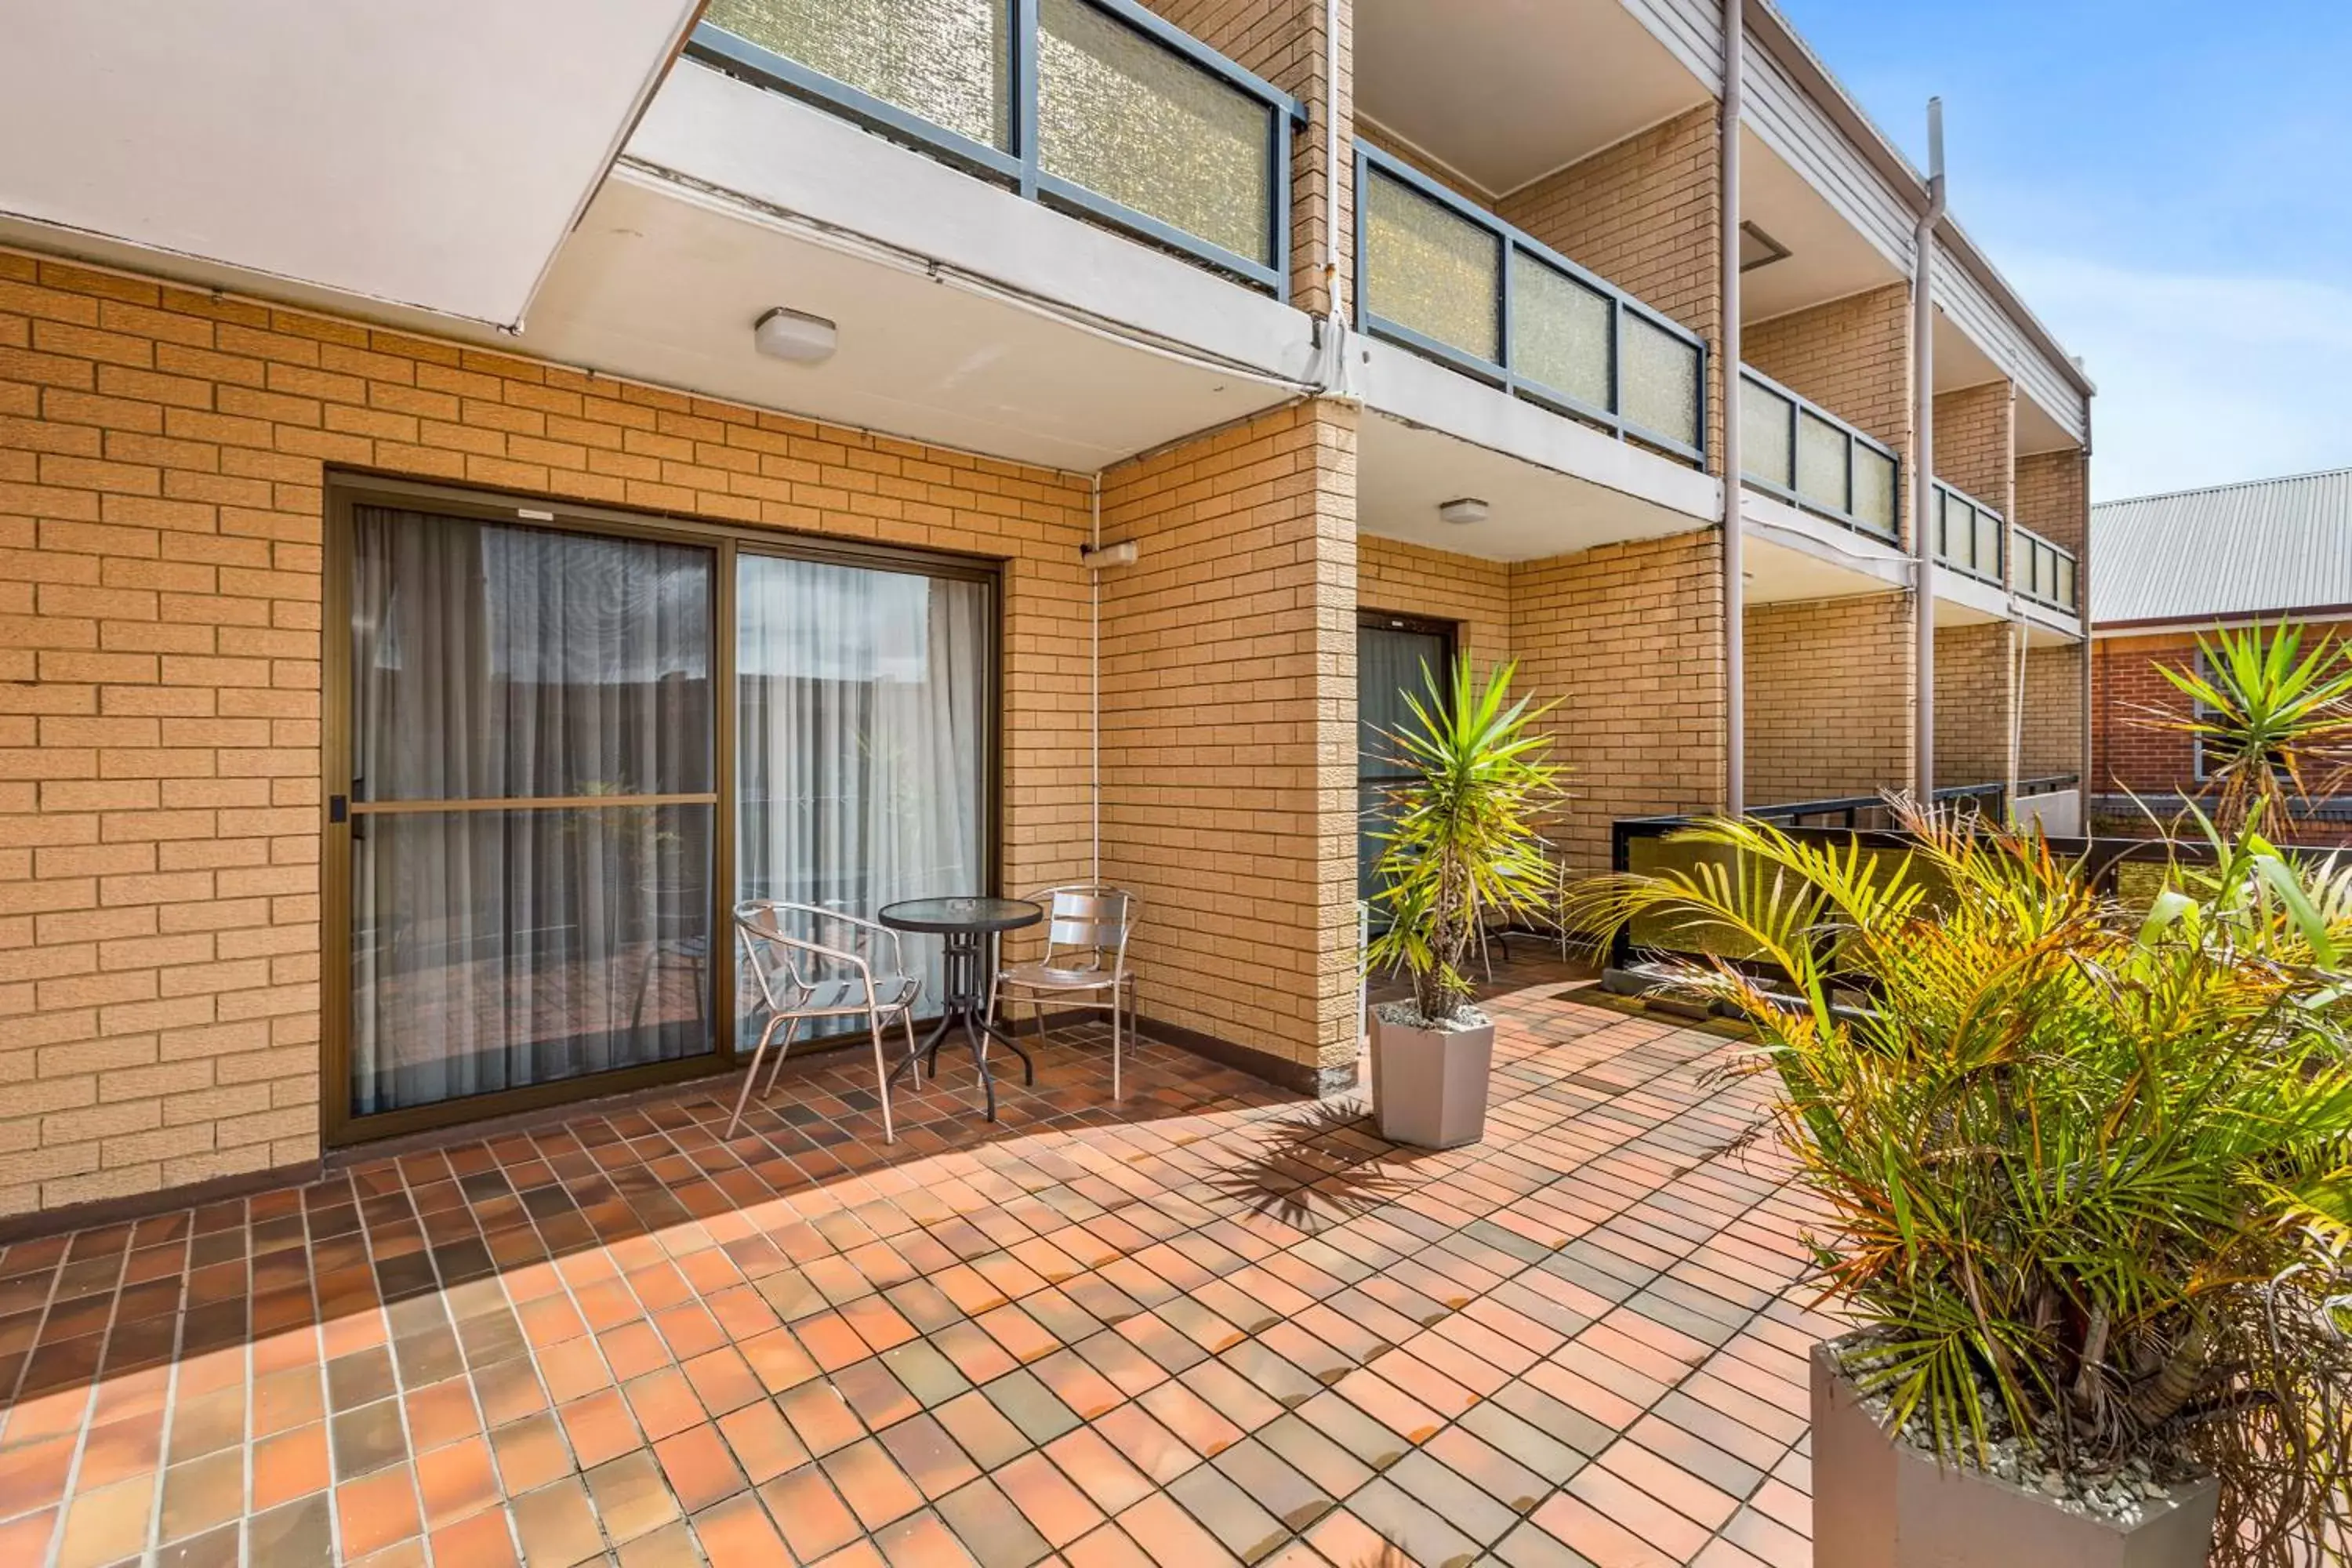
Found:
<box><xmin>1358</xmin><ymin>613</ymin><xmax>1456</xmax><ymax>910</ymax></box>
<box><xmin>337</xmin><ymin>505</ymin><xmax>717</xmax><ymax>1130</ymax></box>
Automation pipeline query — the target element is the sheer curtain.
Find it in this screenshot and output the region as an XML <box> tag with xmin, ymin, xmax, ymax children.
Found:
<box><xmin>735</xmin><ymin>555</ymin><xmax>989</xmax><ymax>1033</ymax></box>
<box><xmin>348</xmin><ymin>507</ymin><xmax>714</xmax><ymax>1116</ymax></box>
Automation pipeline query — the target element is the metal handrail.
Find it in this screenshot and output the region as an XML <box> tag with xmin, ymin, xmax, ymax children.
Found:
<box><xmin>1931</xmin><ymin>477</ymin><xmax>2006</xmax><ymax>586</ymax></box>
<box><xmin>691</xmin><ymin>0</ymin><xmax>1305</xmax><ymax>296</ymax></box>
<box><xmin>1353</xmin><ymin>140</ymin><xmax>1709</xmax><ymax>466</ymax></box>
<box><xmin>2013</xmin><ymin>524</ymin><xmax>2079</xmax><ymax>614</ymax></box>
<box><xmin>1738</xmin><ymin>365</ymin><xmax>1903</xmax><ymax>542</ymax></box>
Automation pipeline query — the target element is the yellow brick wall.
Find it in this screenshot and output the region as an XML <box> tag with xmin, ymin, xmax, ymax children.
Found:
<box><xmin>1744</xmin><ymin>593</ymin><xmax>1914</xmax><ymax>805</ymax></box>
<box><xmin>1357</xmin><ymin>535</ymin><xmax>1509</xmax><ymax>664</ymax></box>
<box><xmin>1509</xmin><ymin>530</ymin><xmax>1726</xmax><ymax>874</ymax></box>
<box><xmin>2021</xmin><ymin>643</ymin><xmax>2085</xmax><ymax>781</ymax></box>
<box><xmin>2016</xmin><ymin>448</ymin><xmax>2089</xmax><ymax>780</ymax></box>
<box><xmin>1496</xmin><ymin>107</ymin><xmax>1725</xmax><ymax>467</ymax></box>
<box><xmin>1146</xmin><ymin>0</ymin><xmax>1350</xmax><ymax>315</ymax></box>
<box><xmin>1933</xmin><ymin>619</ymin><xmax>2015</xmax><ymax>789</ymax></box>
<box><xmin>1098</xmin><ymin>400</ymin><xmax>1358</xmax><ymax>1086</ymax></box>
<box><xmin>1933</xmin><ymin>380</ymin><xmax>2014</xmax><ymax>515</ymax></box>
<box><xmin>0</xmin><ymin>248</ymin><xmax>1102</xmax><ymax>1217</ymax></box>
<box><xmin>2016</xmin><ymin>448</ymin><xmax>2089</xmax><ymax>555</ymax></box>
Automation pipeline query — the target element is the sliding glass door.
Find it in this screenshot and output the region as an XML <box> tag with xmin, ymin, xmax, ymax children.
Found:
<box><xmin>327</xmin><ymin>483</ymin><xmax>1000</xmax><ymax>1142</ymax></box>
<box><xmin>735</xmin><ymin>553</ymin><xmax>991</xmax><ymax>1035</ymax></box>
<box><xmin>342</xmin><ymin>507</ymin><xmax>717</xmax><ymax>1123</ymax></box>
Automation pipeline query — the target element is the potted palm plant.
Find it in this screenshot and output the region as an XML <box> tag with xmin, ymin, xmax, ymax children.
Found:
<box><xmin>1363</xmin><ymin>657</ymin><xmax>1564</xmax><ymax>1149</ymax></box>
<box><xmin>1575</xmin><ymin>802</ymin><xmax>2352</xmax><ymax>1568</ymax></box>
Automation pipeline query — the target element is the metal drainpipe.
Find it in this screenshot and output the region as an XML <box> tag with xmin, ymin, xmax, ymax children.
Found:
<box><xmin>1911</xmin><ymin>99</ymin><xmax>1946</xmax><ymax>800</ymax></box>
<box><xmin>1721</xmin><ymin>0</ymin><xmax>1745</xmax><ymax>816</ymax></box>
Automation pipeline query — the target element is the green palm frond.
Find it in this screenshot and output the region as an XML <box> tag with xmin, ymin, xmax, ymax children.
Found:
<box><xmin>1366</xmin><ymin>657</ymin><xmax>1566</xmax><ymax>1025</ymax></box>
<box><xmin>1573</xmin><ymin>795</ymin><xmax>2352</xmax><ymax>1526</ymax></box>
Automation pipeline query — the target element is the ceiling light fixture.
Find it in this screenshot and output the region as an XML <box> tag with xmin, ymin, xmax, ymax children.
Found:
<box><xmin>753</xmin><ymin>307</ymin><xmax>838</xmax><ymax>365</ymax></box>
<box><xmin>1438</xmin><ymin>496</ymin><xmax>1489</xmax><ymax>527</ymax></box>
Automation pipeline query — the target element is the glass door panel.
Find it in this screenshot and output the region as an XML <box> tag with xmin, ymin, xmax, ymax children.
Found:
<box><xmin>345</xmin><ymin>507</ymin><xmax>717</xmax><ymax>1119</ymax></box>
<box><xmin>734</xmin><ymin>553</ymin><xmax>990</xmax><ymax>1038</ymax></box>
<box><xmin>1358</xmin><ymin>615</ymin><xmax>1454</xmax><ymax>913</ymax></box>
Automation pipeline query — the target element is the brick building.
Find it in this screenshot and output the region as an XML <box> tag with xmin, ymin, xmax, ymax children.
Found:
<box><xmin>2090</xmin><ymin>466</ymin><xmax>2352</xmax><ymax>838</ymax></box>
<box><xmin>0</xmin><ymin>0</ymin><xmax>2092</xmax><ymax>1227</ymax></box>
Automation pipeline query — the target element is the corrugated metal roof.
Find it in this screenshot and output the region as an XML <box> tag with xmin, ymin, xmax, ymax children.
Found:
<box><xmin>2089</xmin><ymin>466</ymin><xmax>2352</xmax><ymax>626</ymax></box>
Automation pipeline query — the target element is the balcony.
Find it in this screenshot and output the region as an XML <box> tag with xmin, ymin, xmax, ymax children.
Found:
<box><xmin>1933</xmin><ymin>479</ymin><xmax>2005</xmax><ymax>586</ymax></box>
<box><xmin>2015</xmin><ymin>524</ymin><xmax>2080</xmax><ymax>614</ymax></box>
<box><xmin>690</xmin><ymin>0</ymin><xmax>1305</xmax><ymax>296</ymax></box>
<box><xmin>1353</xmin><ymin>141</ymin><xmax>1708</xmax><ymax>466</ymax></box>
<box><xmin>1738</xmin><ymin>368</ymin><xmax>1900</xmax><ymax>544</ymax></box>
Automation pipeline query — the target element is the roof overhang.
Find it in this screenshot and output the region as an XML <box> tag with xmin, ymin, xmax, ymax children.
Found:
<box><xmin>1745</xmin><ymin>1</ymin><xmax>2096</xmax><ymax>408</ymax></box>
<box><xmin>0</xmin><ymin>0</ymin><xmax>700</xmax><ymax>330</ymax></box>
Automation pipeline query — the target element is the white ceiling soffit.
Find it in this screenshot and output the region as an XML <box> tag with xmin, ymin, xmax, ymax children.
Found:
<box><xmin>1356</xmin><ymin>412</ymin><xmax>1704</xmax><ymax>564</ymax></box>
<box><xmin>1738</xmin><ymin>130</ymin><xmax>1904</xmax><ymax>324</ymax></box>
<box><xmin>0</xmin><ymin>0</ymin><xmax>699</xmax><ymax>329</ymax></box>
<box><xmin>1739</xmin><ymin>491</ymin><xmax>1909</xmax><ymax>604</ymax></box>
<box><xmin>1355</xmin><ymin>0</ymin><xmax>1707</xmax><ymax>196</ymax></box>
<box><xmin>521</xmin><ymin>172</ymin><xmax>1301</xmax><ymax>473</ymax></box>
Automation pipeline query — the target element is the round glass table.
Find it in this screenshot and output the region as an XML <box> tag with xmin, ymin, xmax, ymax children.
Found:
<box><xmin>877</xmin><ymin>897</ymin><xmax>1043</xmax><ymax>1120</ymax></box>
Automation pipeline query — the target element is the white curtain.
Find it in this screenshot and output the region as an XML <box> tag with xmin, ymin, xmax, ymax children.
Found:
<box><xmin>347</xmin><ymin>508</ymin><xmax>714</xmax><ymax>1115</ymax></box>
<box><xmin>735</xmin><ymin>555</ymin><xmax>988</xmax><ymax>1033</ymax></box>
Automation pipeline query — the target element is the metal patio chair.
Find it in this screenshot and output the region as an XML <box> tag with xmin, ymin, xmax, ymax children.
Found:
<box><xmin>985</xmin><ymin>885</ymin><xmax>1137</xmax><ymax>1098</ymax></box>
<box><xmin>728</xmin><ymin>899</ymin><xmax>921</xmax><ymax>1142</ymax></box>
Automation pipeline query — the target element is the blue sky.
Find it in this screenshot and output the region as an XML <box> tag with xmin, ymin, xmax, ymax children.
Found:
<box><xmin>1775</xmin><ymin>0</ymin><xmax>2352</xmax><ymax>501</ymax></box>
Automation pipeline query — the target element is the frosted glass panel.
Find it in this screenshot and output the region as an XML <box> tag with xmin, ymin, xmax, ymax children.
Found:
<box><xmin>706</xmin><ymin>0</ymin><xmax>1011</xmax><ymax>151</ymax></box>
<box><xmin>1794</xmin><ymin>411</ymin><xmax>1849</xmax><ymax>515</ymax></box>
<box><xmin>1038</xmin><ymin>0</ymin><xmax>1274</xmax><ymax>266</ymax></box>
<box><xmin>1621</xmin><ymin>314</ymin><xmax>1700</xmax><ymax>449</ymax></box>
<box><xmin>1510</xmin><ymin>254</ymin><xmax>1611</xmax><ymax>410</ymax></box>
<box><xmin>1975</xmin><ymin>511</ymin><xmax>2003</xmax><ymax>575</ymax></box>
<box><xmin>2057</xmin><ymin>555</ymin><xmax>2077</xmax><ymax>608</ymax></box>
<box><xmin>1853</xmin><ymin>446</ymin><xmax>1896</xmax><ymax>535</ymax></box>
<box><xmin>1740</xmin><ymin>382</ymin><xmax>1794</xmax><ymax>490</ymax></box>
<box><xmin>1364</xmin><ymin>169</ymin><xmax>1500</xmax><ymax>362</ymax></box>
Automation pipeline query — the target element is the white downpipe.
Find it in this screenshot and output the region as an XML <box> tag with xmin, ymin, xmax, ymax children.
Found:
<box><xmin>1721</xmin><ymin>0</ymin><xmax>1745</xmax><ymax>816</ymax></box>
<box><xmin>1089</xmin><ymin>472</ymin><xmax>1103</xmax><ymax>886</ymax></box>
<box><xmin>1911</xmin><ymin>99</ymin><xmax>1947</xmax><ymax>800</ymax></box>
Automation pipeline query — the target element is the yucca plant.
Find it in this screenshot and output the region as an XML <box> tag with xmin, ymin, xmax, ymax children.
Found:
<box><xmin>2142</xmin><ymin>619</ymin><xmax>2352</xmax><ymax>836</ymax></box>
<box><xmin>1366</xmin><ymin>657</ymin><xmax>1565</xmax><ymax>1026</ymax></box>
<box><xmin>1572</xmin><ymin>801</ymin><xmax>2352</xmax><ymax>1562</ymax></box>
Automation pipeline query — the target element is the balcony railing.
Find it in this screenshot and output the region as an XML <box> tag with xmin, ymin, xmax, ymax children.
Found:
<box><xmin>691</xmin><ymin>0</ymin><xmax>1305</xmax><ymax>296</ymax></box>
<box><xmin>1933</xmin><ymin>478</ymin><xmax>2005</xmax><ymax>586</ymax></box>
<box><xmin>1353</xmin><ymin>143</ymin><xmax>1708</xmax><ymax>466</ymax></box>
<box><xmin>2014</xmin><ymin>524</ymin><xmax>2079</xmax><ymax>614</ymax></box>
<box><xmin>1738</xmin><ymin>368</ymin><xmax>1900</xmax><ymax>542</ymax></box>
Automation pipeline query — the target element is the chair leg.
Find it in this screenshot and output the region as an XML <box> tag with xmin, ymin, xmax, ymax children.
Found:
<box><xmin>726</xmin><ymin>1014</ymin><xmax>785</xmax><ymax>1138</ymax></box>
<box><xmin>869</xmin><ymin>1008</ymin><xmax>894</xmax><ymax>1144</ymax></box>
<box><xmin>1111</xmin><ymin>990</ymin><xmax>1122</xmax><ymax>1100</ymax></box>
<box><xmin>760</xmin><ymin>1015</ymin><xmax>802</xmax><ymax>1099</ymax></box>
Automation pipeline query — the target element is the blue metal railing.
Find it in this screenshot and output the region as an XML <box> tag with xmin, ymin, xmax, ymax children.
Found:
<box><xmin>1933</xmin><ymin>478</ymin><xmax>2005</xmax><ymax>586</ymax></box>
<box><xmin>1352</xmin><ymin>141</ymin><xmax>1709</xmax><ymax>466</ymax></box>
<box><xmin>2014</xmin><ymin>525</ymin><xmax>2078</xmax><ymax>613</ymax></box>
<box><xmin>691</xmin><ymin>0</ymin><xmax>1305</xmax><ymax>297</ymax></box>
<box><xmin>1738</xmin><ymin>366</ymin><xmax>1901</xmax><ymax>543</ymax></box>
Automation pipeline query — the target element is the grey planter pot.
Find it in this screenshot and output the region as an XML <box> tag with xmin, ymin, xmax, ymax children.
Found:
<box><xmin>1369</xmin><ymin>1011</ymin><xmax>1493</xmax><ymax>1149</ymax></box>
<box><xmin>1811</xmin><ymin>1339</ymin><xmax>2220</xmax><ymax>1568</ymax></box>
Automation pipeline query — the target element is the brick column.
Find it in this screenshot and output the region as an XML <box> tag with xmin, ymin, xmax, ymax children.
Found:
<box><xmin>1098</xmin><ymin>399</ymin><xmax>1359</xmax><ymax>1092</ymax></box>
<box><xmin>1930</xmin><ymin>379</ymin><xmax>2017</xmax><ymax>790</ymax></box>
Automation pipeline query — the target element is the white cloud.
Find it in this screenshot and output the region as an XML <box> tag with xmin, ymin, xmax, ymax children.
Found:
<box><xmin>1999</xmin><ymin>254</ymin><xmax>2352</xmax><ymax>502</ymax></box>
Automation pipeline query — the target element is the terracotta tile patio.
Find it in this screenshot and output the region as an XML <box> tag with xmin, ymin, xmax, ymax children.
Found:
<box><xmin>0</xmin><ymin>960</ymin><xmax>1837</xmax><ymax>1566</ymax></box>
